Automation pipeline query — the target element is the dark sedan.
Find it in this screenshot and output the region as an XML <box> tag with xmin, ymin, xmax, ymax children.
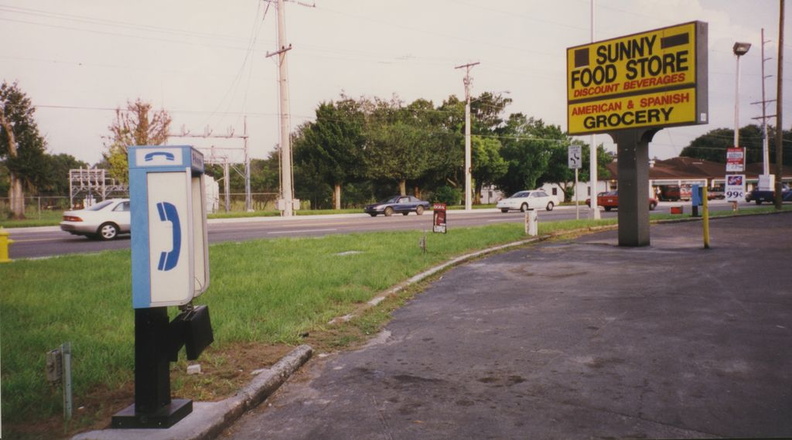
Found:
<box><xmin>364</xmin><ymin>195</ymin><xmax>431</xmax><ymax>217</ymax></box>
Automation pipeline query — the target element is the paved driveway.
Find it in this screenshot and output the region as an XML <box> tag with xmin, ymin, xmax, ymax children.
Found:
<box><xmin>220</xmin><ymin>214</ymin><xmax>792</xmax><ymax>440</ymax></box>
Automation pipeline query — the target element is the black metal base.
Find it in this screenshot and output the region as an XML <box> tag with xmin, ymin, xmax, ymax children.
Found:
<box><xmin>111</xmin><ymin>398</ymin><xmax>193</xmax><ymax>429</ymax></box>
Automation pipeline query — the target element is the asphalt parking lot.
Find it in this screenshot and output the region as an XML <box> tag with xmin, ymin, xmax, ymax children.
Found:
<box><xmin>220</xmin><ymin>213</ymin><xmax>792</xmax><ymax>440</ymax></box>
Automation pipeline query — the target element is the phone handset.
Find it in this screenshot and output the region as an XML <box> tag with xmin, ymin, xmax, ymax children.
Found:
<box><xmin>144</xmin><ymin>151</ymin><xmax>175</xmax><ymax>162</ymax></box>
<box><xmin>156</xmin><ymin>202</ymin><xmax>181</xmax><ymax>271</ymax></box>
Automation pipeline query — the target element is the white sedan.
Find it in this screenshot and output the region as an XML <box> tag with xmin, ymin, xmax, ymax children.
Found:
<box><xmin>496</xmin><ymin>190</ymin><xmax>557</xmax><ymax>212</ymax></box>
<box><xmin>60</xmin><ymin>198</ymin><xmax>131</xmax><ymax>240</ymax></box>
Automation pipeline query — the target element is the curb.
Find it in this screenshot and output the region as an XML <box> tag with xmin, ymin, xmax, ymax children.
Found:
<box><xmin>71</xmin><ymin>345</ymin><xmax>312</xmax><ymax>440</ymax></box>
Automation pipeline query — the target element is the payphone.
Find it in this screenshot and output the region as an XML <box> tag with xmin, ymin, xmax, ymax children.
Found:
<box><xmin>113</xmin><ymin>146</ymin><xmax>212</xmax><ymax>429</ymax></box>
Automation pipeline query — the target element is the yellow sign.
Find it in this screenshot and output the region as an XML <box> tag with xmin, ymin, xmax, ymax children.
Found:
<box><xmin>567</xmin><ymin>21</ymin><xmax>707</xmax><ymax>135</ymax></box>
<box><xmin>568</xmin><ymin>88</ymin><xmax>697</xmax><ymax>133</ymax></box>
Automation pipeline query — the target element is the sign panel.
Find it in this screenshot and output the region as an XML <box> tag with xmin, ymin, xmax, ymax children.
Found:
<box><xmin>726</xmin><ymin>147</ymin><xmax>745</xmax><ymax>172</ymax></box>
<box><xmin>147</xmin><ymin>172</ymin><xmax>193</xmax><ymax>306</ymax></box>
<box><xmin>432</xmin><ymin>203</ymin><xmax>447</xmax><ymax>234</ymax></box>
<box><xmin>725</xmin><ymin>174</ymin><xmax>746</xmax><ymax>202</ymax></box>
<box><xmin>567</xmin><ymin>21</ymin><xmax>708</xmax><ymax>135</ymax></box>
<box><xmin>568</xmin><ymin>145</ymin><xmax>582</xmax><ymax>169</ymax></box>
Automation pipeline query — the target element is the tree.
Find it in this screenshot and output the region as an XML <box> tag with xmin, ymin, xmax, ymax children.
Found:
<box><xmin>471</xmin><ymin>135</ymin><xmax>507</xmax><ymax>203</ymax></box>
<box><xmin>681</xmin><ymin>125</ymin><xmax>763</xmax><ymax>163</ymax></box>
<box><xmin>0</xmin><ymin>81</ymin><xmax>49</xmax><ymax>219</ymax></box>
<box><xmin>103</xmin><ymin>99</ymin><xmax>171</xmax><ymax>183</ymax></box>
<box><xmin>495</xmin><ymin>115</ymin><xmax>557</xmax><ymax>196</ymax></box>
<box><xmin>37</xmin><ymin>154</ymin><xmax>88</xmax><ymax>196</ymax></box>
<box><xmin>293</xmin><ymin>98</ymin><xmax>366</xmax><ymax>209</ymax></box>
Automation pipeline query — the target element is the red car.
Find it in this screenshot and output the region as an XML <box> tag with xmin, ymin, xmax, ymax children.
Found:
<box><xmin>585</xmin><ymin>191</ymin><xmax>658</xmax><ymax>212</ymax></box>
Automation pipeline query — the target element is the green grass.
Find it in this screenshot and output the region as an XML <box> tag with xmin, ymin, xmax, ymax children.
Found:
<box><xmin>0</xmin><ymin>222</ymin><xmax>541</xmax><ymax>429</ymax></box>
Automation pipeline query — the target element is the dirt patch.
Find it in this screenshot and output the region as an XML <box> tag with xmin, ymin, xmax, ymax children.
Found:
<box><xmin>4</xmin><ymin>343</ymin><xmax>295</xmax><ymax>440</ymax></box>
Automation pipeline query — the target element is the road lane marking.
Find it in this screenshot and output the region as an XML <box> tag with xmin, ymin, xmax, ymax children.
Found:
<box><xmin>267</xmin><ymin>228</ymin><xmax>338</xmax><ymax>235</ymax></box>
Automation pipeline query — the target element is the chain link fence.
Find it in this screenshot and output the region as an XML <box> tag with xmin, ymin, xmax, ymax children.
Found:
<box><xmin>0</xmin><ymin>196</ymin><xmax>72</xmax><ymax>220</ymax></box>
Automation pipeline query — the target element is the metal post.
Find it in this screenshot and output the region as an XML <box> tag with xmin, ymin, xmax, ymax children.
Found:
<box><xmin>62</xmin><ymin>342</ymin><xmax>73</xmax><ymax>421</ymax></box>
<box><xmin>702</xmin><ymin>187</ymin><xmax>711</xmax><ymax>249</ymax></box>
<box><xmin>112</xmin><ymin>307</ymin><xmax>192</xmax><ymax>429</ymax></box>
<box><xmin>775</xmin><ymin>0</ymin><xmax>785</xmax><ymax>210</ymax></box>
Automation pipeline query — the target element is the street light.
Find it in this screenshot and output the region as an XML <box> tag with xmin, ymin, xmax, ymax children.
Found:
<box><xmin>733</xmin><ymin>42</ymin><xmax>751</xmax><ymax>149</ymax></box>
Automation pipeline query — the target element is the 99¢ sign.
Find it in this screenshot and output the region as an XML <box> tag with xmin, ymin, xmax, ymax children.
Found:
<box><xmin>725</xmin><ymin>175</ymin><xmax>745</xmax><ymax>202</ymax></box>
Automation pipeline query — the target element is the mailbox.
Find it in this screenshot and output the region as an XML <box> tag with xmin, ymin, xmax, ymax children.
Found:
<box><xmin>128</xmin><ymin>146</ymin><xmax>209</xmax><ymax>309</ymax></box>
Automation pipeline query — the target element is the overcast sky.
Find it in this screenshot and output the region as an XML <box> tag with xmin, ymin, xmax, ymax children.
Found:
<box><xmin>1</xmin><ymin>0</ymin><xmax>789</xmax><ymax>165</ymax></box>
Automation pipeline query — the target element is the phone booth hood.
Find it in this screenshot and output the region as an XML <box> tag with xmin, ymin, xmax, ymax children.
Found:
<box><xmin>128</xmin><ymin>146</ymin><xmax>209</xmax><ymax>309</ymax></box>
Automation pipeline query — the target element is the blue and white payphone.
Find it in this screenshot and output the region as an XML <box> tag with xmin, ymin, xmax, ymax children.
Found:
<box><xmin>113</xmin><ymin>146</ymin><xmax>212</xmax><ymax>429</ymax></box>
<box><xmin>128</xmin><ymin>145</ymin><xmax>209</xmax><ymax>308</ymax></box>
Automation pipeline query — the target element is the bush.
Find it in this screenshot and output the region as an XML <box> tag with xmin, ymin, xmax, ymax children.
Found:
<box><xmin>431</xmin><ymin>186</ymin><xmax>461</xmax><ymax>205</ymax></box>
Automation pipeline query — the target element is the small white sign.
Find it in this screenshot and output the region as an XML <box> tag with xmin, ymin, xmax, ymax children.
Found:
<box><xmin>725</xmin><ymin>174</ymin><xmax>745</xmax><ymax>202</ymax></box>
<box><xmin>568</xmin><ymin>145</ymin><xmax>582</xmax><ymax>169</ymax></box>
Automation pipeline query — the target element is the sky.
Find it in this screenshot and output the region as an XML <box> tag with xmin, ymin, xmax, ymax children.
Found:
<box><xmin>1</xmin><ymin>0</ymin><xmax>790</xmax><ymax>166</ymax></box>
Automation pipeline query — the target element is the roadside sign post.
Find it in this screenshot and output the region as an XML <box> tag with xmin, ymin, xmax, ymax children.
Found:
<box><xmin>568</xmin><ymin>145</ymin><xmax>582</xmax><ymax>219</ymax></box>
<box><xmin>113</xmin><ymin>146</ymin><xmax>212</xmax><ymax>429</ymax></box>
<box><xmin>567</xmin><ymin>21</ymin><xmax>708</xmax><ymax>246</ymax></box>
<box><xmin>432</xmin><ymin>203</ymin><xmax>447</xmax><ymax>234</ymax></box>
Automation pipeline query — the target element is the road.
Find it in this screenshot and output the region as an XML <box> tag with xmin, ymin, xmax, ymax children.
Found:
<box><xmin>6</xmin><ymin>200</ymin><xmax>741</xmax><ymax>259</ymax></box>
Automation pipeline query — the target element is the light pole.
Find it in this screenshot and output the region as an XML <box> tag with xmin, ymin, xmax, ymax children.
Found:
<box><xmin>455</xmin><ymin>62</ymin><xmax>479</xmax><ymax>211</ymax></box>
<box><xmin>733</xmin><ymin>42</ymin><xmax>751</xmax><ymax>149</ymax></box>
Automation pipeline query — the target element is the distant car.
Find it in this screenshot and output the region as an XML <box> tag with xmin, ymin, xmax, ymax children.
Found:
<box><xmin>585</xmin><ymin>191</ymin><xmax>658</xmax><ymax>211</ymax></box>
<box><xmin>707</xmin><ymin>187</ymin><xmax>725</xmax><ymax>200</ymax></box>
<box><xmin>745</xmin><ymin>186</ymin><xmax>792</xmax><ymax>204</ymax></box>
<box><xmin>60</xmin><ymin>198</ymin><xmax>131</xmax><ymax>240</ymax></box>
<box><xmin>364</xmin><ymin>195</ymin><xmax>431</xmax><ymax>217</ymax></box>
<box><xmin>496</xmin><ymin>190</ymin><xmax>557</xmax><ymax>212</ymax></box>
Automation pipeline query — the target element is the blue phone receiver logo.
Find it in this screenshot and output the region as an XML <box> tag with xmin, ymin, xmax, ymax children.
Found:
<box><xmin>144</xmin><ymin>151</ymin><xmax>175</xmax><ymax>162</ymax></box>
<box><xmin>156</xmin><ymin>202</ymin><xmax>181</xmax><ymax>271</ymax></box>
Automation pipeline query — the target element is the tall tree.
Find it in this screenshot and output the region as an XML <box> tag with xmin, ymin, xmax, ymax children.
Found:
<box><xmin>471</xmin><ymin>135</ymin><xmax>508</xmax><ymax>203</ymax></box>
<box><xmin>495</xmin><ymin>115</ymin><xmax>558</xmax><ymax>196</ymax></box>
<box><xmin>681</xmin><ymin>125</ymin><xmax>763</xmax><ymax>163</ymax></box>
<box><xmin>0</xmin><ymin>81</ymin><xmax>48</xmax><ymax>219</ymax></box>
<box><xmin>37</xmin><ymin>154</ymin><xmax>88</xmax><ymax>196</ymax></box>
<box><xmin>293</xmin><ymin>98</ymin><xmax>366</xmax><ymax>209</ymax></box>
<box><xmin>103</xmin><ymin>99</ymin><xmax>171</xmax><ymax>183</ymax></box>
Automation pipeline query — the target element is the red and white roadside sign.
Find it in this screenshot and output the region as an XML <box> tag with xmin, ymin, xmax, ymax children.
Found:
<box><xmin>726</xmin><ymin>147</ymin><xmax>745</xmax><ymax>172</ymax></box>
<box><xmin>432</xmin><ymin>203</ymin><xmax>447</xmax><ymax>234</ymax></box>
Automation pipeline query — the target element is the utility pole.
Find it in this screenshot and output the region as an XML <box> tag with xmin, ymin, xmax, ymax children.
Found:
<box><xmin>775</xmin><ymin>0</ymin><xmax>785</xmax><ymax>210</ymax></box>
<box><xmin>588</xmin><ymin>0</ymin><xmax>600</xmax><ymax>219</ymax></box>
<box><xmin>268</xmin><ymin>0</ymin><xmax>296</xmax><ymax>216</ymax></box>
<box><xmin>751</xmin><ymin>28</ymin><xmax>777</xmax><ymax>190</ymax></box>
<box><xmin>455</xmin><ymin>61</ymin><xmax>479</xmax><ymax>211</ymax></box>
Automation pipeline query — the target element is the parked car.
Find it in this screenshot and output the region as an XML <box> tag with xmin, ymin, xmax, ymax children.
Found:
<box><xmin>60</xmin><ymin>198</ymin><xmax>131</xmax><ymax>240</ymax></box>
<box><xmin>657</xmin><ymin>185</ymin><xmax>692</xmax><ymax>201</ymax></box>
<box><xmin>364</xmin><ymin>195</ymin><xmax>430</xmax><ymax>217</ymax></box>
<box><xmin>585</xmin><ymin>191</ymin><xmax>658</xmax><ymax>211</ymax></box>
<box><xmin>745</xmin><ymin>186</ymin><xmax>792</xmax><ymax>204</ymax></box>
<box><xmin>496</xmin><ymin>190</ymin><xmax>557</xmax><ymax>212</ymax></box>
<box><xmin>707</xmin><ymin>187</ymin><xmax>725</xmax><ymax>200</ymax></box>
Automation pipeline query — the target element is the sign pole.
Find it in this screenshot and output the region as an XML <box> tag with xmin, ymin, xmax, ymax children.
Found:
<box><xmin>612</xmin><ymin>129</ymin><xmax>657</xmax><ymax>246</ymax></box>
<box><xmin>575</xmin><ymin>168</ymin><xmax>580</xmax><ymax>220</ymax></box>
